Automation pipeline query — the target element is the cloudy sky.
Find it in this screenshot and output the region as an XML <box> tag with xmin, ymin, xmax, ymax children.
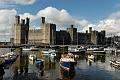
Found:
<box><xmin>0</xmin><ymin>0</ymin><xmax>120</xmax><ymax>41</ymax></box>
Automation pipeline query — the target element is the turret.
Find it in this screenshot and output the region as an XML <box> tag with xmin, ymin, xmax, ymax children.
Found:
<box><xmin>89</xmin><ymin>27</ymin><xmax>92</xmax><ymax>33</ymax></box>
<box><xmin>21</xmin><ymin>19</ymin><xmax>25</xmax><ymax>25</ymax></box>
<box><xmin>26</xmin><ymin>17</ymin><xmax>29</xmax><ymax>26</ymax></box>
<box><xmin>15</xmin><ymin>15</ymin><xmax>20</xmax><ymax>25</ymax></box>
<box><xmin>86</xmin><ymin>30</ymin><xmax>88</xmax><ymax>33</ymax></box>
<box><xmin>41</xmin><ymin>17</ymin><xmax>45</xmax><ymax>24</ymax></box>
<box><xmin>71</xmin><ymin>24</ymin><xmax>74</xmax><ymax>28</ymax></box>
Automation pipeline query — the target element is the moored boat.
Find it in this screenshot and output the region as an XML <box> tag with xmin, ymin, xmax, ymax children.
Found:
<box><xmin>59</xmin><ymin>53</ymin><xmax>76</xmax><ymax>71</ymax></box>
<box><xmin>22</xmin><ymin>46</ymin><xmax>39</xmax><ymax>51</ymax></box>
<box><xmin>29</xmin><ymin>54</ymin><xmax>36</xmax><ymax>61</ymax></box>
<box><xmin>41</xmin><ymin>48</ymin><xmax>50</xmax><ymax>55</ymax></box>
<box><xmin>35</xmin><ymin>58</ymin><xmax>44</xmax><ymax>66</ymax></box>
<box><xmin>50</xmin><ymin>52</ymin><xmax>56</xmax><ymax>58</ymax></box>
<box><xmin>87</xmin><ymin>47</ymin><xmax>98</xmax><ymax>51</ymax></box>
<box><xmin>110</xmin><ymin>60</ymin><xmax>120</xmax><ymax>67</ymax></box>
<box><xmin>0</xmin><ymin>52</ymin><xmax>17</xmax><ymax>65</ymax></box>
<box><xmin>87</xmin><ymin>47</ymin><xmax>105</xmax><ymax>54</ymax></box>
<box><xmin>88</xmin><ymin>54</ymin><xmax>94</xmax><ymax>60</ymax></box>
<box><xmin>42</xmin><ymin>48</ymin><xmax>57</xmax><ymax>56</ymax></box>
<box><xmin>68</xmin><ymin>46</ymin><xmax>86</xmax><ymax>55</ymax></box>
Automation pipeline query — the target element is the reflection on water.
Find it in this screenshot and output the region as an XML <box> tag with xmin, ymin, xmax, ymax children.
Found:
<box><xmin>60</xmin><ymin>68</ymin><xmax>75</xmax><ymax>80</ymax></box>
<box><xmin>87</xmin><ymin>54</ymin><xmax>106</xmax><ymax>66</ymax></box>
<box><xmin>0</xmin><ymin>48</ymin><xmax>120</xmax><ymax>80</ymax></box>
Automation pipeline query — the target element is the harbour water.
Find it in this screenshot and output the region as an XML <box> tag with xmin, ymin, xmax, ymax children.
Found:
<box><xmin>0</xmin><ymin>48</ymin><xmax>120</xmax><ymax>80</ymax></box>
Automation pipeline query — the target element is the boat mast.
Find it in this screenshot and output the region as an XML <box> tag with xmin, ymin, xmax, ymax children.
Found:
<box><xmin>114</xmin><ymin>36</ymin><xmax>117</xmax><ymax>61</ymax></box>
<box><xmin>34</xmin><ymin>28</ymin><xmax>35</xmax><ymax>46</ymax></box>
<box><xmin>63</xmin><ymin>37</ymin><xmax>64</xmax><ymax>54</ymax></box>
<box><xmin>77</xmin><ymin>32</ymin><xmax>78</xmax><ymax>47</ymax></box>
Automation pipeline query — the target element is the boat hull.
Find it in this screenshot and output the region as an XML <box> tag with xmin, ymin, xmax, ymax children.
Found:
<box><xmin>60</xmin><ymin>61</ymin><xmax>75</xmax><ymax>70</ymax></box>
<box><xmin>4</xmin><ymin>56</ymin><xmax>17</xmax><ymax>65</ymax></box>
<box><xmin>110</xmin><ymin>60</ymin><xmax>120</xmax><ymax>68</ymax></box>
<box><xmin>60</xmin><ymin>66</ymin><xmax>75</xmax><ymax>80</ymax></box>
<box><xmin>23</xmin><ymin>47</ymin><xmax>39</xmax><ymax>51</ymax></box>
<box><xmin>35</xmin><ymin>59</ymin><xmax>44</xmax><ymax>69</ymax></box>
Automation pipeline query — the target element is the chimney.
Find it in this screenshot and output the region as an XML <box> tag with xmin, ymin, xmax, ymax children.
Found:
<box><xmin>41</xmin><ymin>17</ymin><xmax>45</xmax><ymax>24</ymax></box>
<box><xmin>15</xmin><ymin>15</ymin><xmax>20</xmax><ymax>25</ymax></box>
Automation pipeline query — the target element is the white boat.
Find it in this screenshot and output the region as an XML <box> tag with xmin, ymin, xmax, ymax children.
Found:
<box><xmin>93</xmin><ymin>50</ymin><xmax>105</xmax><ymax>53</ymax></box>
<box><xmin>68</xmin><ymin>46</ymin><xmax>86</xmax><ymax>55</ymax></box>
<box><xmin>110</xmin><ymin>60</ymin><xmax>120</xmax><ymax>67</ymax></box>
<box><xmin>0</xmin><ymin>51</ymin><xmax>17</xmax><ymax>65</ymax></box>
<box><xmin>42</xmin><ymin>48</ymin><xmax>50</xmax><ymax>55</ymax></box>
<box><xmin>87</xmin><ymin>47</ymin><xmax>98</xmax><ymax>51</ymax></box>
<box><xmin>50</xmin><ymin>52</ymin><xmax>56</xmax><ymax>58</ymax></box>
<box><xmin>87</xmin><ymin>47</ymin><xmax>105</xmax><ymax>53</ymax></box>
<box><xmin>30</xmin><ymin>46</ymin><xmax>39</xmax><ymax>51</ymax></box>
<box><xmin>29</xmin><ymin>54</ymin><xmax>36</xmax><ymax>61</ymax></box>
<box><xmin>42</xmin><ymin>48</ymin><xmax>57</xmax><ymax>55</ymax></box>
<box><xmin>0</xmin><ymin>52</ymin><xmax>16</xmax><ymax>58</ymax></box>
<box><xmin>110</xmin><ymin>49</ymin><xmax>120</xmax><ymax>68</ymax></box>
<box><xmin>116</xmin><ymin>49</ymin><xmax>120</xmax><ymax>53</ymax></box>
<box><xmin>23</xmin><ymin>46</ymin><xmax>39</xmax><ymax>51</ymax></box>
<box><xmin>49</xmin><ymin>49</ymin><xmax>57</xmax><ymax>53</ymax></box>
<box><xmin>68</xmin><ymin>47</ymin><xmax>79</xmax><ymax>52</ymax></box>
<box><xmin>88</xmin><ymin>54</ymin><xmax>94</xmax><ymax>60</ymax></box>
<box><xmin>104</xmin><ymin>47</ymin><xmax>116</xmax><ymax>51</ymax></box>
<box><xmin>22</xmin><ymin>48</ymin><xmax>31</xmax><ymax>51</ymax></box>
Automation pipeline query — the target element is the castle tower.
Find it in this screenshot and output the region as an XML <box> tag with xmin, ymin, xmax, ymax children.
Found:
<box><xmin>41</xmin><ymin>17</ymin><xmax>56</xmax><ymax>45</ymax></box>
<box><xmin>25</xmin><ymin>17</ymin><xmax>30</xmax><ymax>44</ymax></box>
<box><xmin>91</xmin><ymin>30</ymin><xmax>97</xmax><ymax>45</ymax></box>
<box><xmin>14</xmin><ymin>15</ymin><xmax>21</xmax><ymax>44</ymax></box>
<box><xmin>15</xmin><ymin>16</ymin><xmax>20</xmax><ymax>25</ymax></box>
<box><xmin>89</xmin><ymin>27</ymin><xmax>92</xmax><ymax>33</ymax></box>
<box><xmin>67</xmin><ymin>25</ymin><xmax>77</xmax><ymax>45</ymax></box>
<box><xmin>14</xmin><ymin>16</ymin><xmax>30</xmax><ymax>45</ymax></box>
<box><xmin>41</xmin><ymin>17</ymin><xmax>45</xmax><ymax>24</ymax></box>
<box><xmin>26</xmin><ymin>17</ymin><xmax>29</xmax><ymax>26</ymax></box>
<box><xmin>21</xmin><ymin>19</ymin><xmax>25</xmax><ymax>25</ymax></box>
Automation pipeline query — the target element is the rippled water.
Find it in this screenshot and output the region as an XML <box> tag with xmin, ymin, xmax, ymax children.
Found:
<box><xmin>0</xmin><ymin>48</ymin><xmax>120</xmax><ymax>80</ymax></box>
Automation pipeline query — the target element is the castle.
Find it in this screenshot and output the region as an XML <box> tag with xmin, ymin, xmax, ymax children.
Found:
<box><xmin>12</xmin><ymin>16</ymin><xmax>106</xmax><ymax>45</ymax></box>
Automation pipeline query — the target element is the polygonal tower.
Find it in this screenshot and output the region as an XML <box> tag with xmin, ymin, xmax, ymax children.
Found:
<box><xmin>13</xmin><ymin>16</ymin><xmax>30</xmax><ymax>45</ymax></box>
